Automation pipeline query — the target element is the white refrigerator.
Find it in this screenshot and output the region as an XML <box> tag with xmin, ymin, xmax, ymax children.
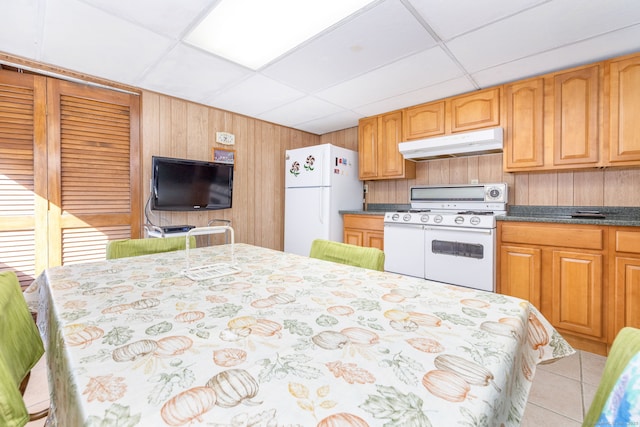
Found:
<box><xmin>284</xmin><ymin>144</ymin><xmax>363</xmax><ymax>256</ymax></box>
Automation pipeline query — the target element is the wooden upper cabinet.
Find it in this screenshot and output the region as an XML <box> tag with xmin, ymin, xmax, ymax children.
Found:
<box><xmin>504</xmin><ymin>64</ymin><xmax>603</xmax><ymax>172</ymax></box>
<box><xmin>449</xmin><ymin>88</ymin><xmax>501</xmax><ymax>133</ymax></box>
<box><xmin>504</xmin><ymin>78</ymin><xmax>544</xmax><ymax>170</ymax></box>
<box><xmin>378</xmin><ymin>111</ymin><xmax>405</xmax><ymax>178</ymax></box>
<box><xmin>357</xmin><ymin>111</ymin><xmax>415</xmax><ymax>180</ymax></box>
<box><xmin>552</xmin><ymin>65</ymin><xmax>601</xmax><ymax>167</ymax></box>
<box><xmin>608</xmin><ymin>54</ymin><xmax>640</xmax><ymax>165</ymax></box>
<box><xmin>357</xmin><ymin>116</ymin><xmax>378</xmax><ymax>180</ymax></box>
<box><xmin>403</xmin><ymin>101</ymin><xmax>445</xmax><ymax>140</ymax></box>
<box><xmin>360</xmin><ymin>53</ymin><xmax>640</xmax><ymax>175</ymax></box>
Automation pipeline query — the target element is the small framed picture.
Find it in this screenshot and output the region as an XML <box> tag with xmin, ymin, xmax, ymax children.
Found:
<box><xmin>213</xmin><ymin>148</ymin><xmax>235</xmax><ymax>164</ymax></box>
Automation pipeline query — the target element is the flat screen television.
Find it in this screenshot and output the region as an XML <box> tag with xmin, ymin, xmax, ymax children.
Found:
<box><xmin>151</xmin><ymin>156</ymin><xmax>233</xmax><ymax>211</ymax></box>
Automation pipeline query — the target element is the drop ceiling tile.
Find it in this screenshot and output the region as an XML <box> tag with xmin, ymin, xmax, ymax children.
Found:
<box><xmin>205</xmin><ymin>74</ymin><xmax>305</xmax><ymax>118</ymax></box>
<box><xmin>472</xmin><ymin>24</ymin><xmax>640</xmax><ymax>88</ymax></box>
<box><xmin>0</xmin><ymin>0</ymin><xmax>41</xmax><ymax>59</ymax></box>
<box><xmin>5</xmin><ymin>0</ymin><xmax>640</xmax><ymax>137</ymax></box>
<box><xmin>140</xmin><ymin>43</ymin><xmax>251</xmax><ymax>104</ymax></box>
<box><xmin>408</xmin><ymin>0</ymin><xmax>547</xmax><ymax>40</ymax></box>
<box><xmin>41</xmin><ymin>0</ymin><xmax>174</xmax><ymax>85</ymax></box>
<box><xmin>257</xmin><ymin>96</ymin><xmax>344</xmax><ymax>129</ymax></box>
<box><xmin>295</xmin><ymin>110</ymin><xmax>364</xmax><ymax>135</ymax></box>
<box><xmin>316</xmin><ymin>46</ymin><xmax>463</xmax><ymax>109</ymax></box>
<box><xmin>447</xmin><ymin>0</ymin><xmax>640</xmax><ymax>73</ymax></box>
<box><xmin>353</xmin><ymin>76</ymin><xmax>475</xmax><ymax>117</ymax></box>
<box><xmin>80</xmin><ymin>0</ymin><xmax>217</xmax><ymax>39</ymax></box>
<box><xmin>262</xmin><ymin>0</ymin><xmax>437</xmax><ymax>92</ymax></box>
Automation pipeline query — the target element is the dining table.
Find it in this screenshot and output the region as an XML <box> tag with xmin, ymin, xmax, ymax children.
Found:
<box><xmin>24</xmin><ymin>242</ymin><xmax>575</xmax><ymax>427</ymax></box>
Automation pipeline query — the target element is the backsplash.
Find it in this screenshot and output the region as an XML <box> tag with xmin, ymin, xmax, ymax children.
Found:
<box><xmin>365</xmin><ymin>153</ymin><xmax>640</xmax><ymax>207</ymax></box>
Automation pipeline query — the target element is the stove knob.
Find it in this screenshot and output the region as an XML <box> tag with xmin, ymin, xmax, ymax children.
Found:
<box><xmin>470</xmin><ymin>216</ymin><xmax>481</xmax><ymax>225</ymax></box>
<box><xmin>455</xmin><ymin>216</ymin><xmax>464</xmax><ymax>224</ymax></box>
<box><xmin>434</xmin><ymin>215</ymin><xmax>443</xmax><ymax>224</ymax></box>
<box><xmin>391</xmin><ymin>213</ymin><xmax>400</xmax><ymax>221</ymax></box>
<box><xmin>420</xmin><ymin>214</ymin><xmax>429</xmax><ymax>223</ymax></box>
<box><xmin>403</xmin><ymin>213</ymin><xmax>412</xmax><ymax>222</ymax></box>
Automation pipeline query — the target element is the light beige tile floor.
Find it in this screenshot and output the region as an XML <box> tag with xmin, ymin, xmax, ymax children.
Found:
<box><xmin>24</xmin><ymin>349</ymin><xmax>606</xmax><ymax>426</ymax></box>
<box><xmin>522</xmin><ymin>350</ymin><xmax>607</xmax><ymax>426</ymax></box>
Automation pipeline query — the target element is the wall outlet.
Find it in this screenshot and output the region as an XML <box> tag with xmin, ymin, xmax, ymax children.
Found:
<box><xmin>471</xmin><ymin>179</ymin><xmax>479</xmax><ymax>184</ymax></box>
<box><xmin>216</xmin><ymin>132</ymin><xmax>235</xmax><ymax>145</ymax></box>
<box><xmin>363</xmin><ymin>184</ymin><xmax>368</xmax><ymax>193</ymax></box>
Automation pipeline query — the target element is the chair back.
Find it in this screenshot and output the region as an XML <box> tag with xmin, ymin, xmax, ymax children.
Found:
<box><xmin>106</xmin><ymin>235</ymin><xmax>196</xmax><ymax>260</ymax></box>
<box><xmin>583</xmin><ymin>327</ymin><xmax>640</xmax><ymax>426</ymax></box>
<box><xmin>309</xmin><ymin>239</ymin><xmax>385</xmax><ymax>271</ymax></box>
<box><xmin>0</xmin><ymin>271</ymin><xmax>45</xmax><ymax>427</ymax></box>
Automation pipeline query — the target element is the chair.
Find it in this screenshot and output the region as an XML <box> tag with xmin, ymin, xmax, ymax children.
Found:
<box><xmin>0</xmin><ymin>271</ymin><xmax>48</xmax><ymax>427</ymax></box>
<box><xmin>583</xmin><ymin>327</ymin><xmax>640</xmax><ymax>426</ymax></box>
<box><xmin>309</xmin><ymin>239</ymin><xmax>385</xmax><ymax>271</ymax></box>
<box><xmin>183</xmin><ymin>226</ymin><xmax>241</xmax><ymax>281</ymax></box>
<box><xmin>105</xmin><ymin>235</ymin><xmax>196</xmax><ymax>260</ymax></box>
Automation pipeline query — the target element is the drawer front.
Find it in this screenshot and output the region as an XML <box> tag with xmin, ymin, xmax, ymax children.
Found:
<box><xmin>500</xmin><ymin>223</ymin><xmax>604</xmax><ymax>250</ymax></box>
<box><xmin>616</xmin><ymin>230</ymin><xmax>640</xmax><ymax>254</ymax></box>
<box><xmin>343</xmin><ymin>214</ymin><xmax>384</xmax><ymax>232</ymax></box>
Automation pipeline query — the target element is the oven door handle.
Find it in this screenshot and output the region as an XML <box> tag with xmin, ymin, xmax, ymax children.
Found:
<box><xmin>384</xmin><ymin>223</ymin><xmax>423</xmax><ymax>229</ymax></box>
<box><xmin>424</xmin><ymin>226</ymin><xmax>492</xmax><ymax>235</ymax></box>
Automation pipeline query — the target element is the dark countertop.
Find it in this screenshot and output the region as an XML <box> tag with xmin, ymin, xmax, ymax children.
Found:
<box><xmin>340</xmin><ymin>203</ymin><xmax>407</xmax><ymax>216</ymax></box>
<box><xmin>340</xmin><ymin>210</ymin><xmax>386</xmax><ymax>216</ymax></box>
<box><xmin>340</xmin><ymin>204</ymin><xmax>640</xmax><ymax>226</ymax></box>
<box><xmin>498</xmin><ymin>205</ymin><xmax>640</xmax><ymax>227</ymax></box>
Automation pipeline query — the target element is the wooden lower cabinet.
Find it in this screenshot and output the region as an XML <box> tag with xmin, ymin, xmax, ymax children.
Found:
<box><xmin>343</xmin><ymin>214</ymin><xmax>384</xmax><ymax>250</ymax></box>
<box><xmin>611</xmin><ymin>228</ymin><xmax>640</xmax><ymax>337</ymax></box>
<box><xmin>613</xmin><ymin>257</ymin><xmax>640</xmax><ymax>331</ymax></box>
<box><xmin>497</xmin><ymin>222</ymin><xmax>608</xmax><ymax>355</ymax></box>
<box><xmin>499</xmin><ymin>245</ymin><xmax>541</xmax><ymax>308</ymax></box>
<box><xmin>551</xmin><ymin>250</ymin><xmax>603</xmax><ymax>339</ymax></box>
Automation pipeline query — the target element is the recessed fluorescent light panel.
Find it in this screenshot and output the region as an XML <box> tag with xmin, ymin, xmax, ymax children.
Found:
<box><xmin>185</xmin><ymin>0</ymin><xmax>374</xmax><ymax>70</ymax></box>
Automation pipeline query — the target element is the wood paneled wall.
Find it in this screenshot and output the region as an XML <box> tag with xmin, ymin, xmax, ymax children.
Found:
<box><xmin>141</xmin><ymin>91</ymin><xmax>356</xmax><ymax>250</ymax></box>
<box><xmin>319</xmin><ymin>126</ymin><xmax>359</xmax><ymax>152</ymax></box>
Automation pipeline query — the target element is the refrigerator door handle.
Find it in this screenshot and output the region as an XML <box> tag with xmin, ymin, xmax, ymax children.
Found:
<box><xmin>320</xmin><ymin>147</ymin><xmax>326</xmax><ymax>188</ymax></box>
<box><xmin>319</xmin><ymin>187</ymin><xmax>324</xmax><ymax>224</ymax></box>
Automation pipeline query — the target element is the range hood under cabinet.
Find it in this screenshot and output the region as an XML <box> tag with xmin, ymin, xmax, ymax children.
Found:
<box><xmin>398</xmin><ymin>127</ymin><xmax>503</xmax><ymax>160</ymax></box>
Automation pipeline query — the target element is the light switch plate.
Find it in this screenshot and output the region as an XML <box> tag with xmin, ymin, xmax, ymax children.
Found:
<box><xmin>216</xmin><ymin>132</ymin><xmax>235</xmax><ymax>145</ymax></box>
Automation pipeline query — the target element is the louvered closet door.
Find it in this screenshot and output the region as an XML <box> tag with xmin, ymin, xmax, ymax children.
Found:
<box><xmin>0</xmin><ymin>71</ymin><xmax>47</xmax><ymax>286</ymax></box>
<box><xmin>46</xmin><ymin>79</ymin><xmax>140</xmax><ymax>267</ymax></box>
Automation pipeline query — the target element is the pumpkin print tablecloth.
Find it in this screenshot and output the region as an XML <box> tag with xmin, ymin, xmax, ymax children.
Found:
<box><xmin>25</xmin><ymin>243</ymin><xmax>574</xmax><ymax>426</ymax></box>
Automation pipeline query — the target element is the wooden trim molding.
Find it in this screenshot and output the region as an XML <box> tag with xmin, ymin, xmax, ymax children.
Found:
<box><xmin>0</xmin><ymin>51</ymin><xmax>141</xmax><ymax>96</ymax></box>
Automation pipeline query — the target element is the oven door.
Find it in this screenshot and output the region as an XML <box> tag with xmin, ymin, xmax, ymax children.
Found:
<box><xmin>424</xmin><ymin>226</ymin><xmax>495</xmax><ymax>291</ymax></box>
<box><xmin>383</xmin><ymin>223</ymin><xmax>425</xmax><ymax>278</ymax></box>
